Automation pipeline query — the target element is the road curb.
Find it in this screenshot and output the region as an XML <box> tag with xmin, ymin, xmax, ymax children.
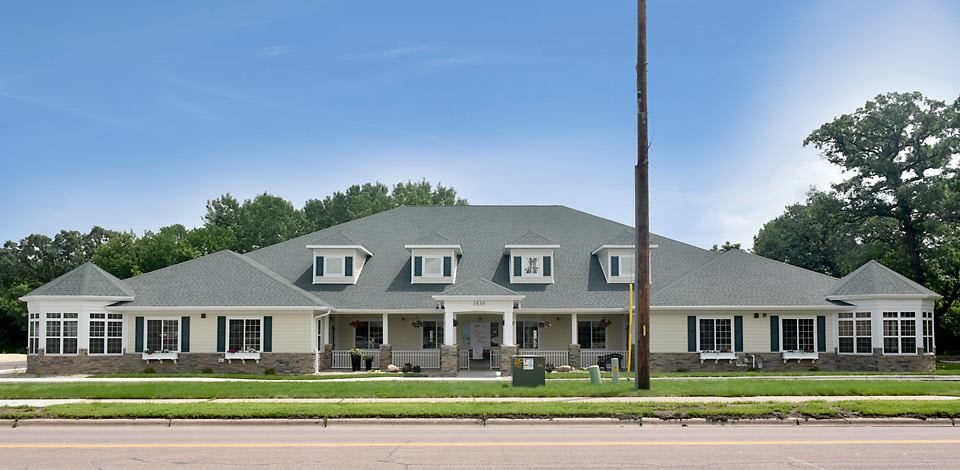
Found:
<box><xmin>3</xmin><ymin>417</ymin><xmax>956</xmax><ymax>427</ymax></box>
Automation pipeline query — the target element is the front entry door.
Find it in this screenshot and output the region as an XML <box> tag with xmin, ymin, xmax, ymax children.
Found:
<box><xmin>470</xmin><ymin>322</ymin><xmax>491</xmax><ymax>359</ymax></box>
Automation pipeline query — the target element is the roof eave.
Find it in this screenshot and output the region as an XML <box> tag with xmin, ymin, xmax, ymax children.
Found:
<box><xmin>105</xmin><ymin>305</ymin><xmax>331</xmax><ymax>312</ymax></box>
<box><xmin>404</xmin><ymin>244</ymin><xmax>463</xmax><ymax>255</ymax></box>
<box><xmin>652</xmin><ymin>304</ymin><xmax>852</xmax><ymax>311</ymax></box>
<box><xmin>432</xmin><ymin>294</ymin><xmax>526</xmax><ymax>301</ymax></box>
<box><xmin>19</xmin><ymin>295</ymin><xmax>135</xmax><ymax>303</ymax></box>
<box><xmin>826</xmin><ymin>293</ymin><xmax>942</xmax><ymax>301</ymax></box>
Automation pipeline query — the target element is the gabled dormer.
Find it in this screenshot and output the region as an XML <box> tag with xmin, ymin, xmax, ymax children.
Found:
<box><xmin>306</xmin><ymin>231</ymin><xmax>372</xmax><ymax>285</ymax></box>
<box><xmin>405</xmin><ymin>232</ymin><xmax>461</xmax><ymax>284</ymax></box>
<box><xmin>505</xmin><ymin>231</ymin><xmax>558</xmax><ymax>284</ymax></box>
<box><xmin>592</xmin><ymin>229</ymin><xmax>657</xmax><ymax>284</ymax></box>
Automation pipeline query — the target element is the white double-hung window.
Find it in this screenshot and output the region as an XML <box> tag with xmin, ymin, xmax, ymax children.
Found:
<box><xmin>45</xmin><ymin>313</ymin><xmax>78</xmax><ymax>355</ymax></box>
<box><xmin>422</xmin><ymin>256</ymin><xmax>443</xmax><ymax>277</ymax></box>
<box><xmin>89</xmin><ymin>313</ymin><xmax>124</xmax><ymax>355</ymax></box>
<box><xmin>27</xmin><ymin>313</ymin><xmax>40</xmax><ymax>355</ymax></box>
<box><xmin>146</xmin><ymin>319</ymin><xmax>179</xmax><ymax>353</ymax></box>
<box><xmin>781</xmin><ymin>318</ymin><xmax>815</xmax><ymax>353</ymax></box>
<box><xmin>228</xmin><ymin>318</ymin><xmax>262</xmax><ymax>353</ymax></box>
<box><xmin>922</xmin><ymin>312</ymin><xmax>935</xmax><ymax>354</ymax></box>
<box><xmin>698</xmin><ymin>318</ymin><xmax>732</xmax><ymax>353</ymax></box>
<box><xmin>324</xmin><ymin>256</ymin><xmax>345</xmax><ymax>276</ymax></box>
<box><xmin>838</xmin><ymin>312</ymin><xmax>872</xmax><ymax>354</ymax></box>
<box><xmin>883</xmin><ymin>312</ymin><xmax>917</xmax><ymax>354</ymax></box>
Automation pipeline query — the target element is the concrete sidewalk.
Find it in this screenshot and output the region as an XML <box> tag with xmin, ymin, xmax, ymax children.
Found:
<box><xmin>2</xmin><ymin>395</ymin><xmax>958</xmax><ymax>408</ymax></box>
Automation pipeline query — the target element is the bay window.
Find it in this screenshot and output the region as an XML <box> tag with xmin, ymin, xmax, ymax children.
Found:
<box><xmin>698</xmin><ymin>318</ymin><xmax>732</xmax><ymax>352</ymax></box>
<box><xmin>27</xmin><ymin>313</ymin><xmax>39</xmax><ymax>355</ymax></box>
<box><xmin>782</xmin><ymin>318</ymin><xmax>815</xmax><ymax>352</ymax></box>
<box><xmin>838</xmin><ymin>312</ymin><xmax>872</xmax><ymax>354</ymax></box>
<box><xmin>228</xmin><ymin>318</ymin><xmax>262</xmax><ymax>353</ymax></box>
<box><xmin>89</xmin><ymin>313</ymin><xmax>124</xmax><ymax>355</ymax></box>
<box><xmin>146</xmin><ymin>319</ymin><xmax>179</xmax><ymax>353</ymax></box>
<box><xmin>45</xmin><ymin>313</ymin><xmax>78</xmax><ymax>355</ymax></box>
<box><xmin>883</xmin><ymin>312</ymin><xmax>917</xmax><ymax>354</ymax></box>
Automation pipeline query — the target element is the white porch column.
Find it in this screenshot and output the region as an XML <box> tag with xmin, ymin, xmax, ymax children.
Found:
<box><xmin>443</xmin><ymin>310</ymin><xmax>456</xmax><ymax>346</ymax></box>
<box><xmin>382</xmin><ymin>313</ymin><xmax>390</xmax><ymax>345</ymax></box>
<box><xmin>570</xmin><ymin>313</ymin><xmax>578</xmax><ymax>344</ymax></box>
<box><xmin>503</xmin><ymin>309</ymin><xmax>515</xmax><ymax>346</ymax></box>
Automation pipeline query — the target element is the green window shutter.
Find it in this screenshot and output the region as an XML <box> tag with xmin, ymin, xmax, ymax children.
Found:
<box><xmin>443</xmin><ymin>256</ymin><xmax>452</xmax><ymax>276</ymax></box>
<box><xmin>687</xmin><ymin>316</ymin><xmax>697</xmax><ymax>352</ymax></box>
<box><xmin>263</xmin><ymin>316</ymin><xmax>273</xmax><ymax>352</ymax></box>
<box><xmin>181</xmin><ymin>316</ymin><xmax>191</xmax><ymax>353</ymax></box>
<box><xmin>734</xmin><ymin>315</ymin><xmax>743</xmax><ymax>352</ymax></box>
<box><xmin>817</xmin><ymin>315</ymin><xmax>826</xmax><ymax>352</ymax></box>
<box><xmin>344</xmin><ymin>256</ymin><xmax>353</xmax><ymax>277</ymax></box>
<box><xmin>414</xmin><ymin>256</ymin><xmax>423</xmax><ymax>276</ymax></box>
<box><xmin>770</xmin><ymin>315</ymin><xmax>780</xmax><ymax>352</ymax></box>
<box><xmin>217</xmin><ymin>316</ymin><xmax>226</xmax><ymax>352</ymax></box>
<box><xmin>134</xmin><ymin>317</ymin><xmax>144</xmax><ymax>352</ymax></box>
<box><xmin>543</xmin><ymin>256</ymin><xmax>552</xmax><ymax>276</ymax></box>
<box><xmin>611</xmin><ymin>256</ymin><xmax>620</xmax><ymax>277</ymax></box>
<box><xmin>315</xmin><ymin>256</ymin><xmax>324</xmax><ymax>277</ymax></box>
<box><xmin>513</xmin><ymin>256</ymin><xmax>522</xmax><ymax>277</ymax></box>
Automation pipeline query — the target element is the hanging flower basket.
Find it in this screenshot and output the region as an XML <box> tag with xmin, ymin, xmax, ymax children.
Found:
<box><xmin>410</xmin><ymin>320</ymin><xmax>424</xmax><ymax>328</ymax></box>
<box><xmin>537</xmin><ymin>320</ymin><xmax>552</xmax><ymax>328</ymax></box>
<box><xmin>598</xmin><ymin>319</ymin><xmax>612</xmax><ymax>328</ymax></box>
<box><xmin>349</xmin><ymin>320</ymin><xmax>363</xmax><ymax>328</ymax></box>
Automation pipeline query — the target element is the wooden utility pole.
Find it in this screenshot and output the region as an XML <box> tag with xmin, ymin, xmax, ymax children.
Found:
<box><xmin>634</xmin><ymin>0</ymin><xmax>651</xmax><ymax>390</ymax></box>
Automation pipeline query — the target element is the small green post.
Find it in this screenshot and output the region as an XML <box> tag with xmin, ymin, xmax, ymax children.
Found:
<box><xmin>611</xmin><ymin>358</ymin><xmax>620</xmax><ymax>384</ymax></box>
<box><xmin>587</xmin><ymin>365</ymin><xmax>602</xmax><ymax>385</ymax></box>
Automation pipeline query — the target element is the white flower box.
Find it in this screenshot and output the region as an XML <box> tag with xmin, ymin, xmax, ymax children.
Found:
<box><xmin>142</xmin><ymin>352</ymin><xmax>179</xmax><ymax>362</ymax></box>
<box><xmin>782</xmin><ymin>351</ymin><xmax>818</xmax><ymax>363</ymax></box>
<box><xmin>699</xmin><ymin>351</ymin><xmax>737</xmax><ymax>363</ymax></box>
<box><xmin>225</xmin><ymin>351</ymin><xmax>261</xmax><ymax>363</ymax></box>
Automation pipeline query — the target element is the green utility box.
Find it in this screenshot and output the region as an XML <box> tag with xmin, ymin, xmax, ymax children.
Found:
<box><xmin>511</xmin><ymin>355</ymin><xmax>546</xmax><ymax>387</ymax></box>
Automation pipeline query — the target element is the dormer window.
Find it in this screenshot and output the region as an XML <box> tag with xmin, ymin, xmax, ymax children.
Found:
<box><xmin>611</xmin><ymin>255</ymin><xmax>634</xmax><ymax>278</ymax></box>
<box><xmin>307</xmin><ymin>232</ymin><xmax>371</xmax><ymax>285</ymax></box>
<box><xmin>505</xmin><ymin>231</ymin><xmax>558</xmax><ymax>284</ymax></box>
<box><xmin>406</xmin><ymin>232</ymin><xmax>460</xmax><ymax>285</ymax></box>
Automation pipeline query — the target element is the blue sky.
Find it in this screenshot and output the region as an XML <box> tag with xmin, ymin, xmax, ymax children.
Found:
<box><xmin>1</xmin><ymin>1</ymin><xmax>958</xmax><ymax>248</ymax></box>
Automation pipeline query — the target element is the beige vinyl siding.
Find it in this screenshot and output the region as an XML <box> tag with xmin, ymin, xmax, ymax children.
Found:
<box><xmin>125</xmin><ymin>311</ymin><xmax>314</xmax><ymax>353</ymax></box>
<box><xmin>651</xmin><ymin>312</ymin><xmax>688</xmax><ymax>352</ymax></box>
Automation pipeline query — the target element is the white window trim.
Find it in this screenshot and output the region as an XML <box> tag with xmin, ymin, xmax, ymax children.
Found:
<box><xmin>44</xmin><ymin>312</ymin><xmax>79</xmax><ymax>356</ymax></box>
<box><xmin>837</xmin><ymin>312</ymin><xmax>873</xmax><ymax>356</ymax></box>
<box><xmin>421</xmin><ymin>256</ymin><xmax>444</xmax><ymax>278</ymax></box>
<box><xmin>577</xmin><ymin>320</ymin><xmax>608</xmax><ymax>349</ymax></box>
<box><xmin>516</xmin><ymin>321</ymin><xmax>540</xmax><ymax>349</ymax></box>
<box><xmin>353</xmin><ymin>320</ymin><xmax>384</xmax><ymax>349</ymax></box>
<box><xmin>325</xmin><ymin>256</ymin><xmax>345</xmax><ymax>276</ymax></box>
<box><xmin>420</xmin><ymin>321</ymin><xmax>444</xmax><ymax>350</ymax></box>
<box><xmin>520</xmin><ymin>255</ymin><xmax>545</xmax><ymax>278</ymax></box>
<box><xmin>611</xmin><ymin>255</ymin><xmax>635</xmax><ymax>278</ymax></box>
<box><xmin>921</xmin><ymin>312</ymin><xmax>935</xmax><ymax>355</ymax></box>
<box><xmin>695</xmin><ymin>316</ymin><xmax>734</xmax><ymax>354</ymax></box>
<box><xmin>144</xmin><ymin>317</ymin><xmax>181</xmax><ymax>354</ymax></box>
<box><xmin>27</xmin><ymin>312</ymin><xmax>40</xmax><ymax>356</ymax></box>
<box><xmin>779</xmin><ymin>316</ymin><xmax>818</xmax><ymax>354</ymax></box>
<box><xmin>88</xmin><ymin>312</ymin><xmax>124</xmax><ymax>356</ymax></box>
<box><xmin>226</xmin><ymin>316</ymin><xmax>264</xmax><ymax>354</ymax></box>
<box><xmin>882</xmin><ymin>312</ymin><xmax>919</xmax><ymax>356</ymax></box>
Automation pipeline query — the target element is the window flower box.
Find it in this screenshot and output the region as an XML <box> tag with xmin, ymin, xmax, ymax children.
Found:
<box><xmin>782</xmin><ymin>350</ymin><xmax>818</xmax><ymax>363</ymax></box>
<box><xmin>225</xmin><ymin>350</ymin><xmax>261</xmax><ymax>363</ymax></box>
<box><xmin>699</xmin><ymin>350</ymin><xmax>737</xmax><ymax>363</ymax></box>
<box><xmin>142</xmin><ymin>351</ymin><xmax>179</xmax><ymax>363</ymax></box>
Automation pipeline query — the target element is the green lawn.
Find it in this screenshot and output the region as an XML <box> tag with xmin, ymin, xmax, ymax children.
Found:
<box><xmin>3</xmin><ymin>399</ymin><xmax>960</xmax><ymax>420</ymax></box>
<box><xmin>2</xmin><ymin>379</ymin><xmax>959</xmax><ymax>399</ymax></box>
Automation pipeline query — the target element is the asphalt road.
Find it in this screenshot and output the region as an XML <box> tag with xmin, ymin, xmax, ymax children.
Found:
<box><xmin>1</xmin><ymin>423</ymin><xmax>959</xmax><ymax>469</ymax></box>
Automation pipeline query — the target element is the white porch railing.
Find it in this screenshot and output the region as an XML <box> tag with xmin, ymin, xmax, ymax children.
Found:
<box><xmin>332</xmin><ymin>349</ymin><xmax>380</xmax><ymax>369</ymax></box>
<box><xmin>393</xmin><ymin>350</ymin><xmax>441</xmax><ymax>369</ymax></box>
<box><xmin>459</xmin><ymin>349</ymin><xmax>469</xmax><ymax>369</ymax></box>
<box><xmin>581</xmin><ymin>349</ymin><xmax>627</xmax><ymax>369</ymax></box>
<box><xmin>518</xmin><ymin>349</ymin><xmax>567</xmax><ymax>367</ymax></box>
<box><xmin>490</xmin><ymin>348</ymin><xmax>500</xmax><ymax>370</ymax></box>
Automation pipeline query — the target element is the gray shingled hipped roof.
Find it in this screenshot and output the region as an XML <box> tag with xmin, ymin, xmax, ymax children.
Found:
<box><xmin>24</xmin><ymin>262</ymin><xmax>134</xmax><ymax>298</ymax></box>
<box><xmin>507</xmin><ymin>231</ymin><xmax>556</xmax><ymax>246</ymax></box>
<box><xmin>112</xmin><ymin>251</ymin><xmax>329</xmax><ymax>308</ymax></box>
<box><xmin>650</xmin><ymin>249</ymin><xmax>845</xmax><ymax>307</ymax></box>
<box><xmin>246</xmin><ymin>205</ymin><xmax>722</xmax><ymax>309</ymax></box>
<box><xmin>439</xmin><ymin>278</ymin><xmax>519</xmax><ymax>297</ymax></box>
<box><xmin>310</xmin><ymin>230</ymin><xmax>363</xmax><ymax>246</ymax></box>
<box><xmin>408</xmin><ymin>231</ymin><xmax>458</xmax><ymax>246</ymax></box>
<box><xmin>828</xmin><ymin>260</ymin><xmax>940</xmax><ymax>298</ymax></box>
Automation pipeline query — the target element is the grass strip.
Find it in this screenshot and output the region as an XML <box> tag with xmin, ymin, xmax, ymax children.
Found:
<box><xmin>1</xmin><ymin>379</ymin><xmax>958</xmax><ymax>399</ymax></box>
<box><xmin>0</xmin><ymin>400</ymin><xmax>953</xmax><ymax>420</ymax></box>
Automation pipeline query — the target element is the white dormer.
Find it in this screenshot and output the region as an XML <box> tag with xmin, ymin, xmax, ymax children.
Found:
<box><xmin>506</xmin><ymin>231</ymin><xmax>558</xmax><ymax>284</ymax></box>
<box><xmin>405</xmin><ymin>232</ymin><xmax>461</xmax><ymax>284</ymax></box>
<box><xmin>306</xmin><ymin>231</ymin><xmax>372</xmax><ymax>285</ymax></box>
<box><xmin>592</xmin><ymin>231</ymin><xmax>657</xmax><ymax>284</ymax></box>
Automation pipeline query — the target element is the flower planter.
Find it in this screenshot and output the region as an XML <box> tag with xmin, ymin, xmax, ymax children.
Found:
<box><xmin>351</xmin><ymin>355</ymin><xmax>362</xmax><ymax>371</ymax></box>
<box><xmin>782</xmin><ymin>351</ymin><xmax>818</xmax><ymax>363</ymax></box>
<box><xmin>225</xmin><ymin>351</ymin><xmax>261</xmax><ymax>363</ymax></box>
<box><xmin>364</xmin><ymin>358</ymin><xmax>373</xmax><ymax>371</ymax></box>
<box><xmin>142</xmin><ymin>352</ymin><xmax>179</xmax><ymax>363</ymax></box>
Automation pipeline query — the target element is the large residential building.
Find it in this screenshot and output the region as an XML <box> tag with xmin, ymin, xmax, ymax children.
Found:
<box><xmin>21</xmin><ymin>205</ymin><xmax>940</xmax><ymax>375</ymax></box>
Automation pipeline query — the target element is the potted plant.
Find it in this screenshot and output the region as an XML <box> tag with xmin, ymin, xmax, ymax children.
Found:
<box><xmin>362</xmin><ymin>354</ymin><xmax>375</xmax><ymax>371</ymax></box>
<box><xmin>537</xmin><ymin>320</ymin><xmax>552</xmax><ymax>328</ymax></box>
<box><xmin>349</xmin><ymin>347</ymin><xmax>363</xmax><ymax>371</ymax></box>
<box><xmin>598</xmin><ymin>318</ymin><xmax>612</xmax><ymax>328</ymax></box>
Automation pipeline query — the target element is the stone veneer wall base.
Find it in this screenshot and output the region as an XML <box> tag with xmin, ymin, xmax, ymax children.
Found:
<box><xmin>27</xmin><ymin>350</ymin><xmax>316</xmax><ymax>375</ymax></box>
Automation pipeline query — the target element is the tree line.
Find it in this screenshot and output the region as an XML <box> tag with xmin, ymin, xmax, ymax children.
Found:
<box><xmin>0</xmin><ymin>180</ymin><xmax>466</xmax><ymax>352</ymax></box>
